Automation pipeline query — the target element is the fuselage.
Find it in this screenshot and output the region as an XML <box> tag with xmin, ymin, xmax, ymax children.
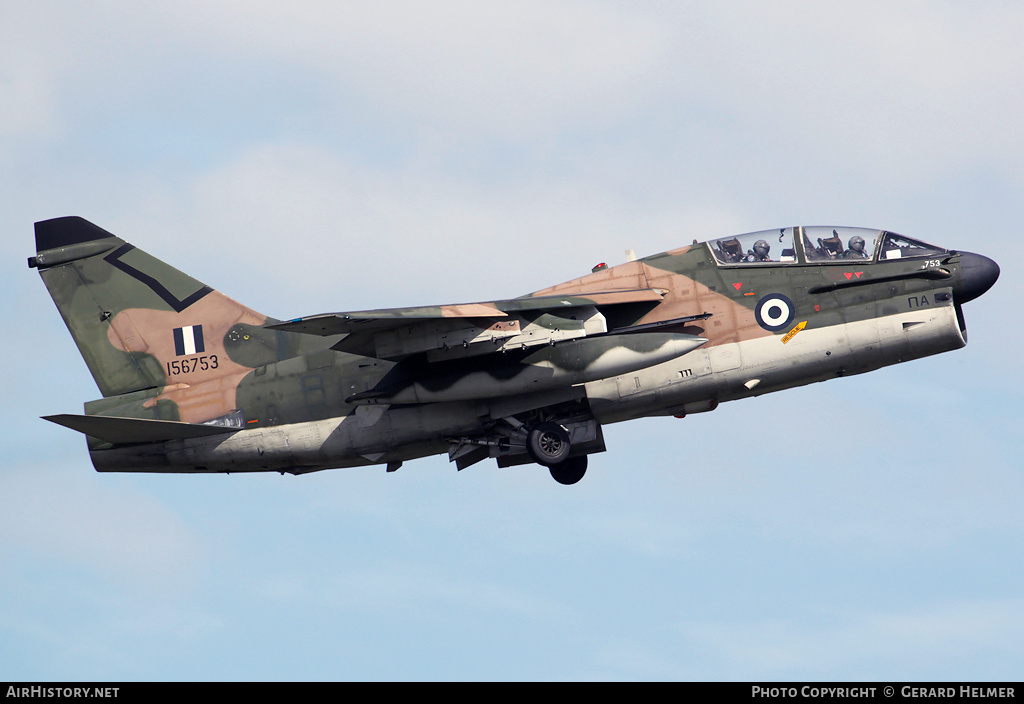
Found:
<box><xmin>83</xmin><ymin>225</ymin><xmax>998</xmax><ymax>476</ymax></box>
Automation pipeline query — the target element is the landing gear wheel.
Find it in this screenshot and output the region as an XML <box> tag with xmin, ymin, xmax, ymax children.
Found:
<box><xmin>549</xmin><ymin>455</ymin><xmax>588</xmax><ymax>485</ymax></box>
<box><xmin>526</xmin><ymin>422</ymin><xmax>571</xmax><ymax>467</ymax></box>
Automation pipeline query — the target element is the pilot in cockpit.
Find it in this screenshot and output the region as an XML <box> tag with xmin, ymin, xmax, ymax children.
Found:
<box><xmin>844</xmin><ymin>235</ymin><xmax>868</xmax><ymax>259</ymax></box>
<box><xmin>745</xmin><ymin>239</ymin><xmax>771</xmax><ymax>262</ymax></box>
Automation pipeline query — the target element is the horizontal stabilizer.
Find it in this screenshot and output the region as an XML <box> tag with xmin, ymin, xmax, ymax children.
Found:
<box><xmin>43</xmin><ymin>414</ymin><xmax>236</xmax><ymax>444</ymax></box>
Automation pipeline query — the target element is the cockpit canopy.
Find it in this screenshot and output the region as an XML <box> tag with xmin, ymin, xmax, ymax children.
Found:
<box><xmin>709</xmin><ymin>227</ymin><xmax>947</xmax><ymax>266</ymax></box>
<box><xmin>711</xmin><ymin>228</ymin><xmax>798</xmax><ymax>264</ymax></box>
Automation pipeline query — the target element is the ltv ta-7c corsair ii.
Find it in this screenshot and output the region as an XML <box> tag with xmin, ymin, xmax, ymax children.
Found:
<box><xmin>31</xmin><ymin>217</ymin><xmax>998</xmax><ymax>484</ymax></box>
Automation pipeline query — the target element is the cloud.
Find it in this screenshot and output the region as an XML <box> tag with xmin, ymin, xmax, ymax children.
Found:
<box><xmin>152</xmin><ymin>0</ymin><xmax>670</xmax><ymax>138</ymax></box>
<box><xmin>138</xmin><ymin>139</ymin><xmax>742</xmax><ymax>316</ymax></box>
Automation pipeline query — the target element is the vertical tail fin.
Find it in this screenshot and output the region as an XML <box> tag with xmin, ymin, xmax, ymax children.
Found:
<box><xmin>30</xmin><ymin>217</ymin><xmax>269</xmax><ymax>398</ymax></box>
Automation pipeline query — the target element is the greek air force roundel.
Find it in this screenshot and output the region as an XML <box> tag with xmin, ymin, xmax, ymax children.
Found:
<box><xmin>755</xmin><ymin>294</ymin><xmax>795</xmax><ymax>332</ymax></box>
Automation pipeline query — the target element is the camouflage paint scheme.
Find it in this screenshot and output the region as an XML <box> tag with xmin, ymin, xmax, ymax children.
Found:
<box><xmin>30</xmin><ymin>217</ymin><xmax>999</xmax><ymax>484</ymax></box>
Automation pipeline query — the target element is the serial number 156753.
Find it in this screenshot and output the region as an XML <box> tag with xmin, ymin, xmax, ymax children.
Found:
<box><xmin>166</xmin><ymin>355</ymin><xmax>219</xmax><ymax>376</ymax></box>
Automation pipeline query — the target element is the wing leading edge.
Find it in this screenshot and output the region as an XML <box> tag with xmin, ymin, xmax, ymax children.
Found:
<box><xmin>267</xmin><ymin>289</ymin><xmax>667</xmax><ymax>361</ymax></box>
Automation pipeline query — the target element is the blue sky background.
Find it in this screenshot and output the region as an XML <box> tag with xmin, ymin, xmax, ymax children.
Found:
<box><xmin>1</xmin><ymin>1</ymin><xmax>1021</xmax><ymax>681</ymax></box>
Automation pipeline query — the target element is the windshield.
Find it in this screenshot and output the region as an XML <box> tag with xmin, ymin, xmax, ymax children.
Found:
<box><xmin>878</xmin><ymin>231</ymin><xmax>947</xmax><ymax>260</ymax></box>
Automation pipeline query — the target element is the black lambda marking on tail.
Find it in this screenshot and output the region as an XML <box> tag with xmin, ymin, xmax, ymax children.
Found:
<box><xmin>103</xmin><ymin>244</ymin><xmax>212</xmax><ymax>313</ymax></box>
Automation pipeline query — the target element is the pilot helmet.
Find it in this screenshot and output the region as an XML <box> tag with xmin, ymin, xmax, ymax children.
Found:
<box><xmin>849</xmin><ymin>235</ymin><xmax>865</xmax><ymax>253</ymax></box>
<box><xmin>753</xmin><ymin>239</ymin><xmax>770</xmax><ymax>258</ymax></box>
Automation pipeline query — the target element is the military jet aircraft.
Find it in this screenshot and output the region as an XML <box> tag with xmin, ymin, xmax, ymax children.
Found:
<box><xmin>30</xmin><ymin>217</ymin><xmax>998</xmax><ymax>484</ymax></box>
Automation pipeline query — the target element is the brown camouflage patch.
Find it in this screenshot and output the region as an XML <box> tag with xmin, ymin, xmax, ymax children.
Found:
<box><xmin>108</xmin><ymin>291</ymin><xmax>267</xmax><ymax>421</ymax></box>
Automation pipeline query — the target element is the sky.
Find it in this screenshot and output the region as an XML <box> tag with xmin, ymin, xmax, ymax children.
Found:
<box><xmin>1</xmin><ymin>0</ymin><xmax>1022</xmax><ymax>682</ymax></box>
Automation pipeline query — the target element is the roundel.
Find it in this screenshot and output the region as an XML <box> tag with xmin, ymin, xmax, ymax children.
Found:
<box><xmin>755</xmin><ymin>294</ymin><xmax>795</xmax><ymax>332</ymax></box>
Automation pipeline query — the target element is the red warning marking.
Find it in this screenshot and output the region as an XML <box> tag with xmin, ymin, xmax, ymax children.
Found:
<box><xmin>814</xmin><ymin>304</ymin><xmax>820</xmax><ymax>311</ymax></box>
<box><xmin>856</xmin><ymin>272</ymin><xmax>863</xmax><ymax>278</ymax></box>
<box><xmin>844</xmin><ymin>272</ymin><xmax>853</xmax><ymax>280</ymax></box>
<box><xmin>733</xmin><ymin>282</ymin><xmax>743</xmax><ymax>290</ymax></box>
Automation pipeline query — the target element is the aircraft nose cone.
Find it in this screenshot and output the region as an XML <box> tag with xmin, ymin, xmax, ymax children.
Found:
<box><xmin>955</xmin><ymin>252</ymin><xmax>1000</xmax><ymax>303</ymax></box>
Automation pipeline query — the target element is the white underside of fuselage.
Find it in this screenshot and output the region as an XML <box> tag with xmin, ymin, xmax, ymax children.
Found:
<box><xmin>586</xmin><ymin>301</ymin><xmax>966</xmax><ymax>423</ymax></box>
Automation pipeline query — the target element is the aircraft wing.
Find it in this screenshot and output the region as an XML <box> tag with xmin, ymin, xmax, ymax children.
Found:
<box><xmin>267</xmin><ymin>289</ymin><xmax>666</xmax><ymax>360</ymax></box>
